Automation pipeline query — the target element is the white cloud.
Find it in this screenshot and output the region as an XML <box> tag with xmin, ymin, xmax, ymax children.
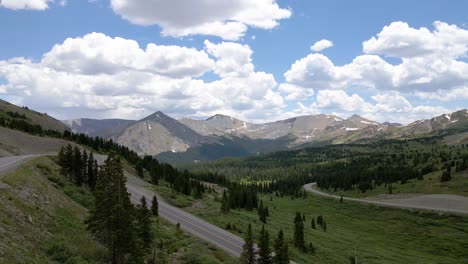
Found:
<box><xmin>280</xmin><ymin>21</ymin><xmax>468</xmax><ymax>103</ymax></box>
<box><xmin>363</xmin><ymin>21</ymin><xmax>468</xmax><ymax>58</ymax></box>
<box><xmin>414</xmin><ymin>87</ymin><xmax>468</xmax><ymax>101</ymax></box>
<box><xmin>0</xmin><ymin>33</ymin><xmax>283</xmax><ymax>122</ymax></box>
<box><xmin>0</xmin><ymin>0</ymin><xmax>51</xmax><ymax>10</ymax></box>
<box><xmin>315</xmin><ymin>90</ymin><xmax>373</xmax><ymax>112</ymax></box>
<box><xmin>110</xmin><ymin>0</ymin><xmax>291</xmax><ymax>40</ymax></box>
<box><xmin>278</xmin><ymin>83</ymin><xmax>313</xmax><ymax>101</ymax></box>
<box><xmin>310</xmin><ymin>39</ymin><xmax>333</xmax><ymax>52</ymax></box>
<box><xmin>42</xmin><ymin>32</ymin><xmax>215</xmax><ymax>78</ymax></box>
<box><xmin>309</xmin><ymin>90</ymin><xmax>451</xmax><ymax>124</ymax></box>
<box><xmin>371</xmin><ymin>91</ymin><xmax>412</xmax><ymax>112</ymax></box>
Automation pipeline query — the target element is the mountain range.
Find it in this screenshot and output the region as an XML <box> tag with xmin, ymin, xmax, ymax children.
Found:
<box><xmin>62</xmin><ymin>107</ymin><xmax>468</xmax><ymax>163</ymax></box>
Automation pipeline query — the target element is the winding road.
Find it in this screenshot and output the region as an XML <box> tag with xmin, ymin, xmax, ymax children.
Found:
<box><xmin>0</xmin><ymin>155</ymin><xmax>245</xmax><ymax>257</ymax></box>
<box><xmin>304</xmin><ymin>183</ymin><xmax>468</xmax><ymax>215</ymax></box>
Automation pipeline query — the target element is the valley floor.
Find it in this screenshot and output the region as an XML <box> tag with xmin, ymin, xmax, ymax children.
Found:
<box><xmin>152</xmin><ymin>179</ymin><xmax>468</xmax><ymax>264</ymax></box>
<box><xmin>304</xmin><ymin>183</ymin><xmax>468</xmax><ymax>215</ymax></box>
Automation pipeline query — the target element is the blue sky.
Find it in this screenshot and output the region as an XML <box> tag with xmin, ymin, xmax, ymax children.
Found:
<box><xmin>0</xmin><ymin>0</ymin><xmax>467</xmax><ymax>123</ymax></box>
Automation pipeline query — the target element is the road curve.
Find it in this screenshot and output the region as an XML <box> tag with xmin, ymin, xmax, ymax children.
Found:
<box><xmin>304</xmin><ymin>183</ymin><xmax>468</xmax><ymax>215</ymax></box>
<box><xmin>125</xmin><ymin>173</ymin><xmax>245</xmax><ymax>257</ymax></box>
<box><xmin>85</xmin><ymin>154</ymin><xmax>246</xmax><ymax>257</ymax></box>
<box><xmin>0</xmin><ymin>154</ymin><xmax>50</xmax><ymax>177</ymax></box>
<box><xmin>0</xmin><ymin>154</ymin><xmax>245</xmax><ymax>257</ymax></box>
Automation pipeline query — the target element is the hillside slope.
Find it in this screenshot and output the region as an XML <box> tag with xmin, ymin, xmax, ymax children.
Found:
<box><xmin>115</xmin><ymin>111</ymin><xmax>216</xmax><ymax>156</ymax></box>
<box><xmin>0</xmin><ymin>127</ymin><xmax>77</xmax><ymax>157</ymax></box>
<box><xmin>0</xmin><ymin>99</ymin><xmax>69</xmax><ymax>132</ymax></box>
<box><xmin>0</xmin><ymin>157</ymin><xmax>106</xmax><ymax>263</ymax></box>
<box><xmin>63</xmin><ymin>118</ymin><xmax>135</xmax><ymax>138</ymax></box>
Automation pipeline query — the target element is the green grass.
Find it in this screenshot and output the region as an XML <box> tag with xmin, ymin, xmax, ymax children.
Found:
<box><xmin>154</xmin><ymin>181</ymin><xmax>468</xmax><ymax>264</ymax></box>
<box><xmin>0</xmin><ymin>157</ymin><xmax>237</xmax><ymax>264</ymax></box>
<box><xmin>0</xmin><ymin>156</ymin><xmax>106</xmax><ymax>263</ymax></box>
<box><xmin>324</xmin><ymin>169</ymin><xmax>468</xmax><ymax>198</ymax></box>
<box><xmin>151</xmin><ymin>180</ymin><xmax>197</xmax><ymax>208</ymax></box>
<box><xmin>152</xmin><ymin>217</ymin><xmax>236</xmax><ymax>263</ymax></box>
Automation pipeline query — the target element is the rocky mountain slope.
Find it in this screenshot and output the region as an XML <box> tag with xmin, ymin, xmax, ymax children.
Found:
<box><xmin>63</xmin><ymin>118</ymin><xmax>135</xmax><ymax>138</ymax></box>
<box><xmin>59</xmin><ymin>108</ymin><xmax>468</xmax><ymax>162</ymax></box>
<box><xmin>3</xmin><ymin>98</ymin><xmax>465</xmax><ymax>162</ymax></box>
<box><xmin>114</xmin><ymin>111</ymin><xmax>216</xmax><ymax>156</ymax></box>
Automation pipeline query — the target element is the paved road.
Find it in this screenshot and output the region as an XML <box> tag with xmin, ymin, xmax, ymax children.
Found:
<box><xmin>304</xmin><ymin>183</ymin><xmax>468</xmax><ymax>215</ymax></box>
<box><xmin>125</xmin><ymin>174</ymin><xmax>245</xmax><ymax>257</ymax></box>
<box><xmin>0</xmin><ymin>154</ymin><xmax>48</xmax><ymax>177</ymax></box>
<box><xmin>0</xmin><ymin>154</ymin><xmax>245</xmax><ymax>257</ymax></box>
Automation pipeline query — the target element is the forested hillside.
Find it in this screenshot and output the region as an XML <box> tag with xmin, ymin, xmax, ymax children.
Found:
<box><xmin>188</xmin><ymin>137</ymin><xmax>468</xmax><ymax>195</ymax></box>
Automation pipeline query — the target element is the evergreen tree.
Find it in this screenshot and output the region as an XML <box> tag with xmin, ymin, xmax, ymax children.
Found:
<box><xmin>309</xmin><ymin>242</ymin><xmax>316</xmax><ymax>254</ymax></box>
<box><xmin>220</xmin><ymin>190</ymin><xmax>229</xmax><ymax>213</ymax></box>
<box><xmin>240</xmin><ymin>224</ymin><xmax>255</xmax><ymax>264</ymax></box>
<box><xmin>72</xmin><ymin>146</ymin><xmax>83</xmax><ymax>186</ymax></box>
<box><xmin>311</xmin><ymin>218</ymin><xmax>316</xmax><ymax>229</ymax></box>
<box><xmin>151</xmin><ymin>195</ymin><xmax>159</xmax><ymax>217</ymax></box>
<box><xmin>61</xmin><ymin>144</ymin><xmax>74</xmax><ymax>179</ymax></box>
<box><xmin>258</xmin><ymin>225</ymin><xmax>272</xmax><ymax>264</ymax></box>
<box><xmin>136</xmin><ymin>196</ymin><xmax>153</xmax><ymax>252</ymax></box>
<box><xmin>57</xmin><ymin>146</ymin><xmax>65</xmax><ymax>167</ymax></box>
<box><xmin>273</xmin><ymin>229</ymin><xmax>289</xmax><ymax>264</ymax></box>
<box><xmin>86</xmin><ymin>154</ymin><xmax>138</xmax><ymax>264</ymax></box>
<box><xmin>87</xmin><ymin>152</ymin><xmax>96</xmax><ymax>191</ymax></box>
<box><xmin>81</xmin><ymin>149</ymin><xmax>88</xmax><ymax>187</ymax></box>
<box><xmin>136</xmin><ymin>163</ymin><xmax>144</xmax><ymax>178</ymax></box>
<box><xmin>259</xmin><ymin>200</ymin><xmax>266</xmax><ymax>223</ymax></box>
<box><xmin>293</xmin><ymin>212</ymin><xmax>305</xmax><ymax>251</ymax></box>
<box><xmin>441</xmin><ymin>170</ymin><xmax>451</xmax><ymax>182</ymax></box>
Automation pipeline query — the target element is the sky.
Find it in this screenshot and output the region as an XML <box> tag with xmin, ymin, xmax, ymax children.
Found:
<box><xmin>0</xmin><ymin>0</ymin><xmax>467</xmax><ymax>124</ymax></box>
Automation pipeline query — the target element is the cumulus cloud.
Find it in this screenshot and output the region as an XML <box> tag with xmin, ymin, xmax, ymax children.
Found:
<box><xmin>414</xmin><ymin>87</ymin><xmax>468</xmax><ymax>101</ymax></box>
<box><xmin>42</xmin><ymin>32</ymin><xmax>215</xmax><ymax>78</ymax></box>
<box><xmin>281</xmin><ymin>21</ymin><xmax>468</xmax><ymax>102</ymax></box>
<box><xmin>310</xmin><ymin>39</ymin><xmax>333</xmax><ymax>52</ymax></box>
<box><xmin>0</xmin><ymin>33</ymin><xmax>283</xmax><ymax>122</ymax></box>
<box><xmin>315</xmin><ymin>90</ymin><xmax>372</xmax><ymax>112</ymax></box>
<box><xmin>363</xmin><ymin>21</ymin><xmax>468</xmax><ymax>58</ymax></box>
<box><xmin>308</xmin><ymin>89</ymin><xmax>451</xmax><ymax>124</ymax></box>
<box><xmin>110</xmin><ymin>0</ymin><xmax>291</xmax><ymax>40</ymax></box>
<box><xmin>0</xmin><ymin>0</ymin><xmax>51</xmax><ymax>10</ymax></box>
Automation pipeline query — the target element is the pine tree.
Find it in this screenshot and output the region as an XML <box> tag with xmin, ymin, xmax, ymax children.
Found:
<box><xmin>259</xmin><ymin>200</ymin><xmax>266</xmax><ymax>223</ymax></box>
<box><xmin>240</xmin><ymin>224</ymin><xmax>255</xmax><ymax>264</ymax></box>
<box><xmin>258</xmin><ymin>225</ymin><xmax>272</xmax><ymax>264</ymax></box>
<box><xmin>86</xmin><ymin>154</ymin><xmax>138</xmax><ymax>264</ymax></box>
<box><xmin>137</xmin><ymin>196</ymin><xmax>153</xmax><ymax>252</ymax></box>
<box><xmin>57</xmin><ymin>146</ymin><xmax>65</xmax><ymax>167</ymax></box>
<box><xmin>72</xmin><ymin>146</ymin><xmax>83</xmax><ymax>185</ymax></box>
<box><xmin>151</xmin><ymin>195</ymin><xmax>159</xmax><ymax>216</ymax></box>
<box><xmin>293</xmin><ymin>212</ymin><xmax>305</xmax><ymax>251</ymax></box>
<box><xmin>273</xmin><ymin>229</ymin><xmax>289</xmax><ymax>264</ymax></box>
<box><xmin>81</xmin><ymin>149</ymin><xmax>88</xmax><ymax>187</ymax></box>
<box><xmin>61</xmin><ymin>144</ymin><xmax>73</xmax><ymax>179</ymax></box>
<box><xmin>309</xmin><ymin>242</ymin><xmax>316</xmax><ymax>254</ymax></box>
<box><xmin>87</xmin><ymin>152</ymin><xmax>96</xmax><ymax>191</ymax></box>
<box><xmin>221</xmin><ymin>190</ymin><xmax>229</xmax><ymax>213</ymax></box>
<box><xmin>311</xmin><ymin>218</ymin><xmax>316</xmax><ymax>229</ymax></box>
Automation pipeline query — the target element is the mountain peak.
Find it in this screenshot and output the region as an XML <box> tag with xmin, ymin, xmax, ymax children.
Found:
<box><xmin>141</xmin><ymin>111</ymin><xmax>171</xmax><ymax>122</ymax></box>
<box><xmin>206</xmin><ymin>114</ymin><xmax>234</xmax><ymax>121</ymax></box>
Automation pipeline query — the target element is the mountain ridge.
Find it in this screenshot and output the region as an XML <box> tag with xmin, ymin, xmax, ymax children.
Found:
<box><xmin>4</xmin><ymin>98</ymin><xmax>467</xmax><ymax>162</ymax></box>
